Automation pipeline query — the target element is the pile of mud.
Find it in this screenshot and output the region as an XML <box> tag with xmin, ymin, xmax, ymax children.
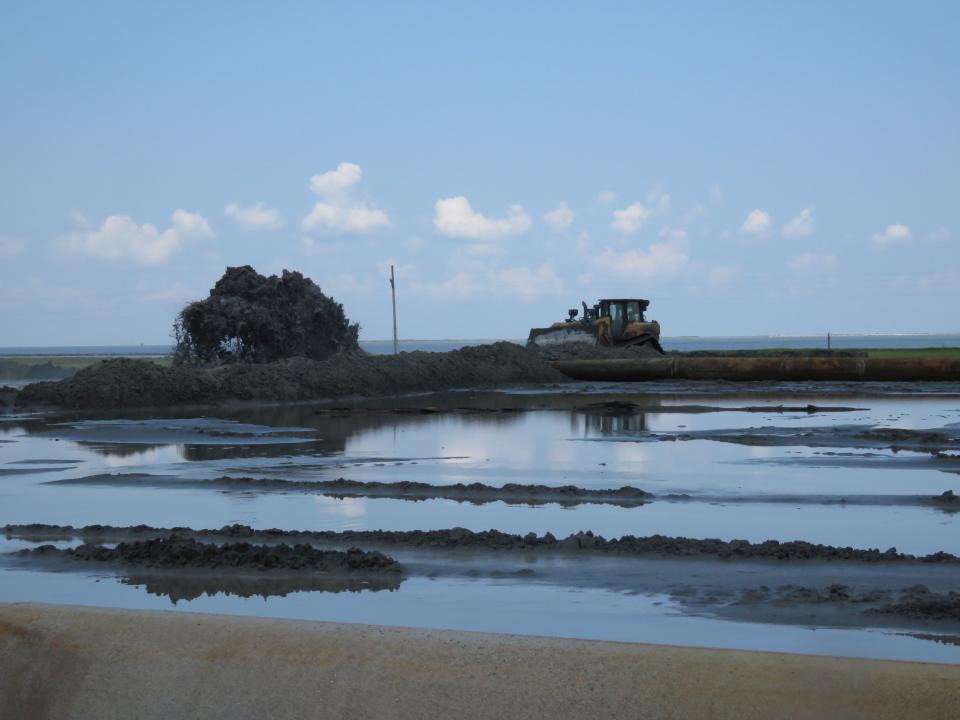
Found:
<box><xmin>9</xmin><ymin>524</ymin><xmax>957</xmax><ymax>563</ymax></box>
<box><xmin>21</xmin><ymin>535</ymin><xmax>401</xmax><ymax>573</ymax></box>
<box><xmin>869</xmin><ymin>586</ymin><xmax>960</xmax><ymax>621</ymax></box>
<box><xmin>15</xmin><ymin>342</ymin><xmax>567</xmax><ymax>409</ymax></box>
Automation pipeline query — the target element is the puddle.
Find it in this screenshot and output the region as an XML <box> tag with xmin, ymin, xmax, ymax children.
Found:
<box><xmin>2</xmin><ymin>391</ymin><xmax>959</xmax><ymax>662</ymax></box>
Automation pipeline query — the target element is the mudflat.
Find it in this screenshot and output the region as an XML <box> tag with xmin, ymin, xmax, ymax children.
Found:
<box><xmin>1</xmin><ymin>602</ymin><xmax>959</xmax><ymax>720</ymax></box>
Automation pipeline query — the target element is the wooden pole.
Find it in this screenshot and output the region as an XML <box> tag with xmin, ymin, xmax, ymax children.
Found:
<box><xmin>390</xmin><ymin>264</ymin><xmax>398</xmax><ymax>355</ymax></box>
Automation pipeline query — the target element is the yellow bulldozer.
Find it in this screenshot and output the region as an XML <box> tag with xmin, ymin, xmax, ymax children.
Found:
<box><xmin>527</xmin><ymin>298</ymin><xmax>664</xmax><ymax>353</ymax></box>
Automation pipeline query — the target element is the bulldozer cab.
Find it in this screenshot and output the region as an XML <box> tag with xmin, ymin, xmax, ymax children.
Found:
<box><xmin>598</xmin><ymin>299</ymin><xmax>649</xmax><ymax>339</ymax></box>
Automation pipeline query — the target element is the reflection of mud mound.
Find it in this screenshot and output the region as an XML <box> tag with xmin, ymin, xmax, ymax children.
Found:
<box><xmin>16</xmin><ymin>342</ymin><xmax>565</xmax><ymax>410</ymax></box>
<box><xmin>122</xmin><ymin>571</ymin><xmax>403</xmax><ymax>603</ymax></box>
<box><xmin>657</xmin><ymin>424</ymin><xmax>960</xmax><ymax>453</ymax></box>
<box><xmin>51</xmin><ymin>474</ymin><xmax>655</xmax><ymax>507</ymax></box>
<box><xmin>21</xmin><ymin>536</ymin><xmax>401</xmax><ymax>573</ymax></box>
<box><xmin>11</xmin><ymin>523</ymin><xmax>958</xmax><ymax>563</ymax></box>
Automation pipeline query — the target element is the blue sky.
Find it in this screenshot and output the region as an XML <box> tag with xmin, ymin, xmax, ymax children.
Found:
<box><xmin>1</xmin><ymin>1</ymin><xmax>957</xmax><ymax>345</ymax></box>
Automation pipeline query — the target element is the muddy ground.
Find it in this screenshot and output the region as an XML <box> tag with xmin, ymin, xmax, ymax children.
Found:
<box><xmin>7</xmin><ymin>523</ymin><xmax>957</xmax><ymax>563</ymax></box>
<box><xmin>5</xmin><ymin>523</ymin><xmax>959</xmax><ymax>630</ymax></box>
<box><xmin>44</xmin><ymin>473</ymin><xmax>960</xmax><ymax>512</ymax></box>
<box><xmin>13</xmin><ymin>342</ymin><xmax>568</xmax><ymax>409</ymax></box>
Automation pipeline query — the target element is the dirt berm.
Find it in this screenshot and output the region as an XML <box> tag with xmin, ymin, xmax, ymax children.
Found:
<box><xmin>15</xmin><ymin>342</ymin><xmax>568</xmax><ymax>409</ymax></box>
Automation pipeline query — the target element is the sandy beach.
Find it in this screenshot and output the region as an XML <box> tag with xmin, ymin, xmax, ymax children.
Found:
<box><xmin>1</xmin><ymin>602</ymin><xmax>958</xmax><ymax>719</ymax></box>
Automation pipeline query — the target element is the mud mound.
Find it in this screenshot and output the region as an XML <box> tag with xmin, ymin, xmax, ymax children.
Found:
<box><xmin>10</xmin><ymin>524</ymin><xmax>958</xmax><ymax>563</ymax></box>
<box><xmin>22</xmin><ymin>535</ymin><xmax>400</xmax><ymax>573</ymax></box>
<box><xmin>16</xmin><ymin>342</ymin><xmax>566</xmax><ymax>410</ymax></box>
<box><xmin>869</xmin><ymin>586</ymin><xmax>960</xmax><ymax>621</ymax></box>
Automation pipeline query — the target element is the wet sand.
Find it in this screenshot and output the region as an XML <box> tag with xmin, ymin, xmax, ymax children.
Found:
<box><xmin>1</xmin><ymin>603</ymin><xmax>958</xmax><ymax>720</ymax></box>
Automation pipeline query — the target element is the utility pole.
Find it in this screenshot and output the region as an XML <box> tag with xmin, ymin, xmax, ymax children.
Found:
<box><xmin>390</xmin><ymin>264</ymin><xmax>398</xmax><ymax>355</ymax></box>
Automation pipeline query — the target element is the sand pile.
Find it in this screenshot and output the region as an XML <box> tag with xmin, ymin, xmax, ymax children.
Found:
<box><xmin>15</xmin><ymin>342</ymin><xmax>568</xmax><ymax>409</ymax></box>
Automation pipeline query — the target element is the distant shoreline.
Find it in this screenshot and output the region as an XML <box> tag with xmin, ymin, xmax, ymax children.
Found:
<box><xmin>2</xmin><ymin>332</ymin><xmax>959</xmax><ymax>357</ymax></box>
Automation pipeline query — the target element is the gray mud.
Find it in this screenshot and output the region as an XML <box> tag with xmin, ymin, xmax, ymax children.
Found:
<box><xmin>15</xmin><ymin>342</ymin><xmax>567</xmax><ymax>410</ymax></box>
<box><xmin>43</xmin><ymin>473</ymin><xmax>960</xmax><ymax>512</ymax></box>
<box><xmin>7</xmin><ymin>523</ymin><xmax>957</xmax><ymax>563</ymax></box>
<box><xmin>629</xmin><ymin>423</ymin><xmax>960</xmax><ymax>454</ymax></box>
<box><xmin>46</xmin><ymin>474</ymin><xmax>653</xmax><ymax>507</ymax></box>
<box><xmin>19</xmin><ymin>535</ymin><xmax>401</xmax><ymax>573</ymax></box>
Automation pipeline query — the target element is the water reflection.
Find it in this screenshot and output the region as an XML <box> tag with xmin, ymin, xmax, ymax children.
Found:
<box><xmin>121</xmin><ymin>572</ymin><xmax>404</xmax><ymax>603</ymax></box>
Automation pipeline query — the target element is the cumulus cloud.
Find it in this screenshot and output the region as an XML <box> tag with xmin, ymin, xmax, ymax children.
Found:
<box><xmin>789</xmin><ymin>252</ymin><xmax>837</xmax><ymax>272</ymax></box>
<box><xmin>0</xmin><ymin>237</ymin><xmax>26</xmax><ymax>259</ymax></box>
<box><xmin>433</xmin><ymin>197</ymin><xmax>531</xmax><ymax>240</ymax></box>
<box><xmin>414</xmin><ymin>264</ymin><xmax>561</xmax><ymax>299</ymax></box>
<box><xmin>56</xmin><ymin>210</ymin><xmax>213</xmax><ymax>265</ymax></box>
<box><xmin>309</xmin><ymin>162</ymin><xmax>362</xmax><ymax>196</ymax></box>
<box><xmin>303</xmin><ymin>203</ymin><xmax>389</xmax><ymax>234</ymax></box>
<box><xmin>610</xmin><ymin>202</ymin><xmax>650</xmax><ymax>234</ymax></box>
<box><xmin>740</xmin><ymin>209</ymin><xmax>771</xmax><ymax>236</ymax></box>
<box><xmin>544</xmin><ymin>201</ymin><xmax>574</xmax><ymax>232</ymax></box>
<box><xmin>303</xmin><ymin>162</ymin><xmax>390</xmax><ymax>234</ymax></box>
<box><xmin>225</xmin><ymin>202</ymin><xmax>283</xmax><ymax>230</ymax></box>
<box><xmin>171</xmin><ymin>209</ymin><xmax>214</xmax><ymax>237</ymax></box>
<box><xmin>594</xmin><ymin>242</ymin><xmax>688</xmax><ymax>279</ymax></box>
<box><xmin>871</xmin><ymin>223</ymin><xmax>912</xmax><ymax>247</ymax></box>
<box><xmin>782</xmin><ymin>207</ymin><xmax>815</xmax><ymax>238</ymax></box>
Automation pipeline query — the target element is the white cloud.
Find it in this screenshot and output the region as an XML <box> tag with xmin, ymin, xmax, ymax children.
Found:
<box><xmin>598</xmin><ymin>190</ymin><xmax>617</xmax><ymax>206</ymax></box>
<box><xmin>871</xmin><ymin>223</ymin><xmax>911</xmax><ymax>247</ymax></box>
<box><xmin>740</xmin><ymin>209</ymin><xmax>771</xmax><ymax>236</ymax></box>
<box><xmin>303</xmin><ymin>202</ymin><xmax>389</xmax><ymax>234</ymax></box>
<box><xmin>433</xmin><ymin>196</ymin><xmax>531</xmax><ymax>240</ymax></box>
<box><xmin>611</xmin><ymin>202</ymin><xmax>650</xmax><ymax>234</ymax></box>
<box><xmin>303</xmin><ymin>162</ymin><xmax>390</xmax><ymax>235</ymax></box>
<box><xmin>594</xmin><ymin>242</ymin><xmax>688</xmax><ymax>279</ymax></box>
<box><xmin>309</xmin><ymin>162</ymin><xmax>362</xmax><ymax>196</ymax></box>
<box><xmin>929</xmin><ymin>226</ymin><xmax>951</xmax><ymax>243</ymax></box>
<box><xmin>225</xmin><ymin>202</ymin><xmax>283</xmax><ymax>230</ymax></box>
<box><xmin>544</xmin><ymin>201</ymin><xmax>574</xmax><ymax>232</ymax></box>
<box><xmin>0</xmin><ymin>237</ymin><xmax>26</xmax><ymax>258</ymax></box>
<box><xmin>782</xmin><ymin>207</ymin><xmax>815</xmax><ymax>238</ymax></box>
<box><xmin>414</xmin><ymin>264</ymin><xmax>561</xmax><ymax>299</ymax></box>
<box><xmin>709</xmin><ymin>184</ymin><xmax>722</xmax><ymax>205</ymax></box>
<box><xmin>56</xmin><ymin>210</ymin><xmax>213</xmax><ymax>265</ymax></box>
<box><xmin>789</xmin><ymin>252</ymin><xmax>837</xmax><ymax>272</ymax></box>
<box><xmin>172</xmin><ymin>209</ymin><xmax>214</xmax><ymax>237</ymax></box>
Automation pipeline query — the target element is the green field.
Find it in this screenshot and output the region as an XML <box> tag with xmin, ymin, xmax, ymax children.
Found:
<box><xmin>863</xmin><ymin>348</ymin><xmax>960</xmax><ymax>360</ymax></box>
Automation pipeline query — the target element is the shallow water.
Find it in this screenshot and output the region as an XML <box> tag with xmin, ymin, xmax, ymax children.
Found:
<box><xmin>2</xmin><ymin>390</ymin><xmax>959</xmax><ymax>662</ymax></box>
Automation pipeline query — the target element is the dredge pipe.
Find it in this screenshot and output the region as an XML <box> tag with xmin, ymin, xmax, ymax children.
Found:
<box><xmin>552</xmin><ymin>357</ymin><xmax>960</xmax><ymax>382</ymax></box>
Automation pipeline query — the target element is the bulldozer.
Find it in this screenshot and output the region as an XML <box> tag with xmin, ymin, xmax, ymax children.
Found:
<box><xmin>527</xmin><ymin>298</ymin><xmax>664</xmax><ymax>353</ymax></box>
